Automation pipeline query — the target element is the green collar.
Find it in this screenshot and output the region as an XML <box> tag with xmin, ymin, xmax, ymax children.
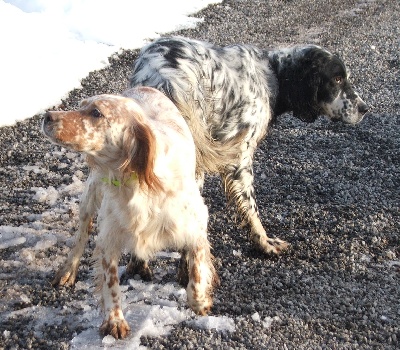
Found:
<box><xmin>101</xmin><ymin>172</ymin><xmax>137</xmax><ymax>187</ymax></box>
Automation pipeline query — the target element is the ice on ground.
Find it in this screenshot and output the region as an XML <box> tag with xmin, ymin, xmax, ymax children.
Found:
<box><xmin>251</xmin><ymin>312</ymin><xmax>281</xmax><ymax>329</ymax></box>
<box><xmin>188</xmin><ymin>315</ymin><xmax>236</xmax><ymax>333</ymax></box>
<box><xmin>1</xmin><ymin>223</ymin><xmax>235</xmax><ymax>349</ymax></box>
<box><xmin>251</xmin><ymin>311</ymin><xmax>261</xmax><ymax>322</ymax></box>
<box><xmin>29</xmin><ymin>174</ymin><xmax>83</xmax><ymax>234</ymax></box>
<box><xmin>262</xmin><ymin>316</ymin><xmax>281</xmax><ymax>329</ymax></box>
<box><xmin>156</xmin><ymin>251</ymin><xmax>181</xmax><ymax>259</ymax></box>
<box><xmin>62</xmin><ymin>175</ymin><xmax>85</xmax><ymax>196</ymax></box>
<box><xmin>32</xmin><ymin>174</ymin><xmax>84</xmax><ymax>206</ymax></box>
<box><xmin>71</xmin><ymin>280</ymin><xmax>190</xmax><ymax>349</ymax></box>
<box><xmin>32</xmin><ymin>233</ymin><xmax>58</xmax><ymax>250</ymax></box>
<box><xmin>0</xmin><ymin>226</ymin><xmax>54</xmax><ymax>249</ymax></box>
<box><xmin>1</xmin><ymin>215</ymin><xmax>72</xmax><ymax>271</ymax></box>
<box><xmin>0</xmin><ymin>235</ymin><xmax>26</xmax><ymax>250</ymax></box>
<box><xmin>69</xmin><ymin>275</ymin><xmax>235</xmax><ymax>348</ymax></box>
<box><xmin>32</xmin><ymin>186</ymin><xmax>59</xmax><ymax>205</ymax></box>
<box><xmin>232</xmin><ymin>249</ymin><xmax>242</xmax><ymax>257</ymax></box>
<box><xmin>23</xmin><ymin>165</ymin><xmax>49</xmax><ymax>174</ymax></box>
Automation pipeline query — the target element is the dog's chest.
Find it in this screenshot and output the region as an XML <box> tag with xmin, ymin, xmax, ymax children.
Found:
<box><xmin>98</xmin><ymin>184</ymin><xmax>203</xmax><ymax>256</ymax></box>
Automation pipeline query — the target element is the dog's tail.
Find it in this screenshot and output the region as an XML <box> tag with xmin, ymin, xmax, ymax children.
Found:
<box><xmin>172</xmin><ymin>97</ymin><xmax>243</xmax><ymax>175</ymax></box>
<box><xmin>129</xmin><ymin>75</ymin><xmax>243</xmax><ymax>174</ymax></box>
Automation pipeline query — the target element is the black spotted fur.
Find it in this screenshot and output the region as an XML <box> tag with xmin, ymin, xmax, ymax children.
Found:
<box><xmin>129</xmin><ymin>36</ymin><xmax>368</xmax><ymax>254</ymax></box>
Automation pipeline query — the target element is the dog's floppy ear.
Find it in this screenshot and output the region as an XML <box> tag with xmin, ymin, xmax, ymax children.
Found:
<box><xmin>291</xmin><ymin>69</ymin><xmax>320</xmax><ymax>123</ymax></box>
<box><xmin>122</xmin><ymin>115</ymin><xmax>163</xmax><ymax>192</ymax></box>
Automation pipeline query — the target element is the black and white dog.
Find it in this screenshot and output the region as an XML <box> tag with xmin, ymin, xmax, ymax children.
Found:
<box><xmin>52</xmin><ymin>37</ymin><xmax>368</xmax><ymax>287</ymax></box>
<box><xmin>129</xmin><ymin>37</ymin><xmax>368</xmax><ymax>254</ymax></box>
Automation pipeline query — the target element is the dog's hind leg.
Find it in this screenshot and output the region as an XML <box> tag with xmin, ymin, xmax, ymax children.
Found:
<box><xmin>52</xmin><ymin>171</ymin><xmax>102</xmax><ymax>286</ymax></box>
<box><xmin>124</xmin><ymin>256</ymin><xmax>153</xmax><ymax>282</ymax></box>
<box><xmin>221</xmin><ymin>141</ymin><xmax>289</xmax><ymax>255</ymax></box>
<box><xmin>124</xmin><ymin>250</ymin><xmax>189</xmax><ymax>285</ymax></box>
<box><xmin>177</xmin><ymin>250</ymin><xmax>189</xmax><ymax>287</ymax></box>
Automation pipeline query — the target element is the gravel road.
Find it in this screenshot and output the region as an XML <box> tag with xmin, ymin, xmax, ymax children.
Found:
<box><xmin>1</xmin><ymin>0</ymin><xmax>399</xmax><ymax>349</ymax></box>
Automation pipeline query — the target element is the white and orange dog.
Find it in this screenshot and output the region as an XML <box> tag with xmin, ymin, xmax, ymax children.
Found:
<box><xmin>42</xmin><ymin>87</ymin><xmax>218</xmax><ymax>339</ymax></box>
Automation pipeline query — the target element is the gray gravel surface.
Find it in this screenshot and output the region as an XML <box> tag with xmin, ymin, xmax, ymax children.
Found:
<box><xmin>1</xmin><ymin>0</ymin><xmax>399</xmax><ymax>349</ymax></box>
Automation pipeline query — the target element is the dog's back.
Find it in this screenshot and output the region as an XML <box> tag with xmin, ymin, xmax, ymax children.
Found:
<box><xmin>129</xmin><ymin>37</ymin><xmax>250</xmax><ymax>175</ymax></box>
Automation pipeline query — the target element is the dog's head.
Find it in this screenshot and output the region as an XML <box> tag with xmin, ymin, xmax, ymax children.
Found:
<box><xmin>42</xmin><ymin>93</ymin><xmax>162</xmax><ymax>191</ymax></box>
<box><xmin>270</xmin><ymin>45</ymin><xmax>369</xmax><ymax>124</ymax></box>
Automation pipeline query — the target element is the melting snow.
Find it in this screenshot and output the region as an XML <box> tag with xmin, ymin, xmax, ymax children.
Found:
<box><xmin>1</xmin><ymin>162</ymin><xmax>236</xmax><ymax>348</ymax></box>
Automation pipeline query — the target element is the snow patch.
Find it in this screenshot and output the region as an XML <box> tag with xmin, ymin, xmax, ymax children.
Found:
<box><xmin>32</xmin><ymin>186</ymin><xmax>59</xmax><ymax>205</ymax></box>
<box><xmin>188</xmin><ymin>315</ymin><xmax>236</xmax><ymax>333</ymax></box>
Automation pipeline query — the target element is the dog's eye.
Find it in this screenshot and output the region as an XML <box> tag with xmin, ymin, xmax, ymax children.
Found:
<box><xmin>90</xmin><ymin>108</ymin><xmax>103</xmax><ymax>118</ymax></box>
<box><xmin>334</xmin><ymin>76</ymin><xmax>343</xmax><ymax>84</ymax></box>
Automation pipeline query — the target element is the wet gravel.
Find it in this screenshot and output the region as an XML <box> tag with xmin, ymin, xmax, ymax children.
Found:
<box><xmin>1</xmin><ymin>0</ymin><xmax>399</xmax><ymax>349</ymax></box>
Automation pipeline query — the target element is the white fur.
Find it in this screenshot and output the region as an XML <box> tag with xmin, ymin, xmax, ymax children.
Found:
<box><xmin>42</xmin><ymin>86</ymin><xmax>217</xmax><ymax>339</ymax></box>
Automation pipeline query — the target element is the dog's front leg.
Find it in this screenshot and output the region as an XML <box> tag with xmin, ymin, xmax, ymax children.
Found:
<box><xmin>52</xmin><ymin>171</ymin><xmax>102</xmax><ymax>286</ymax></box>
<box><xmin>95</xmin><ymin>245</ymin><xmax>130</xmax><ymax>339</ymax></box>
<box><xmin>186</xmin><ymin>239</ymin><xmax>218</xmax><ymax>315</ymax></box>
<box><xmin>221</xmin><ymin>141</ymin><xmax>289</xmax><ymax>255</ymax></box>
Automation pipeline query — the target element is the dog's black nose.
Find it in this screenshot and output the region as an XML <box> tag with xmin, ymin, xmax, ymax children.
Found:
<box><xmin>44</xmin><ymin>111</ymin><xmax>54</xmax><ymax>123</ymax></box>
<box><xmin>358</xmin><ymin>102</ymin><xmax>369</xmax><ymax>115</ymax></box>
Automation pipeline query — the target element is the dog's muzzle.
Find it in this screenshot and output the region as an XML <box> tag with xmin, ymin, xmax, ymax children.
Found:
<box><xmin>357</xmin><ymin>100</ymin><xmax>369</xmax><ymax>115</ymax></box>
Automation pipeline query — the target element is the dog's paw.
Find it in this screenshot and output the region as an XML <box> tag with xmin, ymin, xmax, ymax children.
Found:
<box><xmin>51</xmin><ymin>264</ymin><xmax>79</xmax><ymax>287</ymax></box>
<box><xmin>187</xmin><ymin>283</ymin><xmax>214</xmax><ymax>316</ymax></box>
<box><xmin>100</xmin><ymin>318</ymin><xmax>130</xmax><ymax>339</ymax></box>
<box><xmin>252</xmin><ymin>235</ymin><xmax>290</xmax><ymax>255</ymax></box>
<box><xmin>188</xmin><ymin>297</ymin><xmax>213</xmax><ymax>316</ymax></box>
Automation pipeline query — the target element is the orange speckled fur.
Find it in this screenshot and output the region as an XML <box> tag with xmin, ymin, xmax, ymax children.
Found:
<box><xmin>42</xmin><ymin>86</ymin><xmax>218</xmax><ymax>339</ymax></box>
